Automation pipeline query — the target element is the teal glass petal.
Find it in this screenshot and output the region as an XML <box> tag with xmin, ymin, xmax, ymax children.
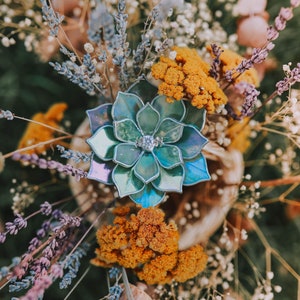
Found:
<box><xmin>130</xmin><ymin>184</ymin><xmax>165</xmax><ymax>208</ymax></box>
<box><xmin>87</xmin><ymin>155</ymin><xmax>114</xmax><ymax>184</ymax></box>
<box><xmin>114</xmin><ymin>119</ymin><xmax>142</xmax><ymax>142</ymax></box>
<box><xmin>136</xmin><ymin>103</ymin><xmax>160</xmax><ymax>135</ymax></box>
<box><xmin>152</xmin><ymin>165</ymin><xmax>184</xmax><ymax>192</ymax></box>
<box><xmin>182</xmin><ymin>103</ymin><xmax>206</xmax><ymax>130</ymax></box>
<box><xmin>155</xmin><ymin>118</ymin><xmax>184</xmax><ymax>143</ymax></box>
<box><xmin>152</xmin><ymin>95</ymin><xmax>186</xmax><ymax>121</ymax></box>
<box><xmin>153</xmin><ymin>144</ymin><xmax>183</xmax><ymax>169</ymax></box>
<box><xmin>86</xmin><ymin>103</ymin><xmax>113</xmax><ymax>134</ymax></box>
<box><xmin>113</xmin><ymin>143</ymin><xmax>142</xmax><ymax>167</ymax></box>
<box><xmin>86</xmin><ymin>125</ymin><xmax>118</xmax><ymax>161</ymax></box>
<box><xmin>126</xmin><ymin>76</ymin><xmax>158</xmax><ymax>103</ymax></box>
<box><xmin>134</xmin><ymin>152</ymin><xmax>159</xmax><ymax>184</ymax></box>
<box><xmin>183</xmin><ymin>153</ymin><xmax>211</xmax><ymax>186</ymax></box>
<box><xmin>112</xmin><ymin>165</ymin><xmax>144</xmax><ymax>197</ymax></box>
<box><xmin>112</xmin><ymin>92</ymin><xmax>144</xmax><ymax>121</ymax></box>
<box><xmin>176</xmin><ymin>125</ymin><xmax>208</xmax><ymax>159</ymax></box>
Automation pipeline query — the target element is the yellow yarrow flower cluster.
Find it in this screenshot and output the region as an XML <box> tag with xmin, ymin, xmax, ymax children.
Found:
<box><xmin>151</xmin><ymin>46</ymin><xmax>228</xmax><ymax>113</ymax></box>
<box><xmin>91</xmin><ymin>206</ymin><xmax>208</xmax><ymax>285</ymax></box>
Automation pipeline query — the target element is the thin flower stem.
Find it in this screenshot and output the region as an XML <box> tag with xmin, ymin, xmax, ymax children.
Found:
<box><xmin>250</xmin><ymin>219</ymin><xmax>300</xmax><ymax>281</ymax></box>
<box><xmin>64</xmin><ymin>266</ymin><xmax>91</xmax><ymax>300</ymax></box>
<box><xmin>3</xmin><ymin>135</ymin><xmax>74</xmax><ymax>159</ymax></box>
<box><xmin>122</xmin><ymin>267</ymin><xmax>134</xmax><ymax>300</ymax></box>
<box><xmin>13</xmin><ymin>115</ymin><xmax>71</xmax><ymax>136</ymax></box>
<box><xmin>242</xmin><ymin>176</ymin><xmax>300</xmax><ymax>187</ymax></box>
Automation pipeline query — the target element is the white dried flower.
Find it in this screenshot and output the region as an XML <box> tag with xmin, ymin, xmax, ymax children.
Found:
<box><xmin>84</xmin><ymin>43</ymin><xmax>94</xmax><ymax>53</ymax></box>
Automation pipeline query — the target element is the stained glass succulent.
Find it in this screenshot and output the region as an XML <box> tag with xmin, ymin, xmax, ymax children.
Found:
<box><xmin>86</xmin><ymin>78</ymin><xmax>210</xmax><ymax>207</ymax></box>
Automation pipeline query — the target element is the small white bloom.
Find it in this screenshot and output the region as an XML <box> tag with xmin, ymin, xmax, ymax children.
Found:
<box><xmin>84</xmin><ymin>43</ymin><xmax>94</xmax><ymax>53</ymax></box>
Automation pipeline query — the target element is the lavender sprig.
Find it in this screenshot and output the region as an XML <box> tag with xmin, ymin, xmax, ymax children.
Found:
<box><xmin>49</xmin><ymin>60</ymin><xmax>100</xmax><ymax>96</ymax></box>
<box><xmin>0</xmin><ymin>109</ymin><xmax>14</xmax><ymax>120</ymax></box>
<box><xmin>56</xmin><ymin>145</ymin><xmax>91</xmax><ymax>163</ymax></box>
<box><xmin>276</xmin><ymin>63</ymin><xmax>300</xmax><ymax>95</ymax></box>
<box><xmin>40</xmin><ymin>0</ymin><xmax>64</xmax><ymax>37</ymax></box>
<box><xmin>226</xmin><ymin>1</ymin><xmax>299</xmax><ymax>81</ymax></box>
<box><xmin>59</xmin><ymin>243</ymin><xmax>89</xmax><ymax>289</ymax></box>
<box><xmin>209</xmin><ymin>43</ymin><xmax>223</xmax><ymax>81</ymax></box>
<box><xmin>11</xmin><ymin>153</ymin><xmax>87</xmax><ymax>181</ymax></box>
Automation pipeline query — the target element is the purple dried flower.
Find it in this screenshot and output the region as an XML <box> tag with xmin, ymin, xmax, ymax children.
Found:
<box><xmin>276</xmin><ymin>63</ymin><xmax>300</xmax><ymax>95</ymax></box>
<box><xmin>267</xmin><ymin>26</ymin><xmax>279</xmax><ymax>41</ymax></box>
<box><xmin>40</xmin><ymin>201</ymin><xmax>52</xmax><ymax>216</ymax></box>
<box><xmin>291</xmin><ymin>0</ymin><xmax>300</xmax><ymax>7</ymax></box>
<box><xmin>5</xmin><ymin>214</ymin><xmax>27</xmax><ymax>235</ymax></box>
<box><xmin>59</xmin><ymin>214</ymin><xmax>81</xmax><ymax>228</ymax></box>
<box><xmin>50</xmin><ymin>264</ymin><xmax>63</xmax><ymax>279</ymax></box>
<box><xmin>279</xmin><ymin>7</ymin><xmax>293</xmax><ymax>20</ymax></box>
<box><xmin>28</xmin><ymin>238</ymin><xmax>41</xmax><ymax>252</ymax></box>
<box><xmin>275</xmin><ymin>15</ymin><xmax>287</xmax><ymax>31</ymax></box>
<box><xmin>12</xmin><ymin>153</ymin><xmax>87</xmax><ymax>181</ymax></box>
<box><xmin>209</xmin><ymin>43</ymin><xmax>223</xmax><ymax>80</ymax></box>
<box><xmin>236</xmin><ymin>82</ymin><xmax>260</xmax><ymax>117</ymax></box>
<box><xmin>0</xmin><ymin>232</ymin><xmax>6</xmax><ymax>243</ymax></box>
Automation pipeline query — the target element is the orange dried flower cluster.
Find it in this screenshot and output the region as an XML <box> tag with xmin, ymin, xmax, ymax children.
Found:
<box><xmin>151</xmin><ymin>46</ymin><xmax>228</xmax><ymax>113</ymax></box>
<box><xmin>18</xmin><ymin>103</ymin><xmax>68</xmax><ymax>154</ymax></box>
<box><xmin>91</xmin><ymin>206</ymin><xmax>208</xmax><ymax>285</ymax></box>
<box><xmin>207</xmin><ymin>45</ymin><xmax>259</xmax><ymax>87</ymax></box>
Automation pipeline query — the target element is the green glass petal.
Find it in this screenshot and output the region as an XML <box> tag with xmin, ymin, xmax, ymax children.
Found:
<box><xmin>153</xmin><ymin>165</ymin><xmax>184</xmax><ymax>192</ymax></box>
<box><xmin>127</xmin><ymin>76</ymin><xmax>158</xmax><ymax>104</ymax></box>
<box><xmin>153</xmin><ymin>145</ymin><xmax>183</xmax><ymax>169</ymax></box>
<box><xmin>155</xmin><ymin>118</ymin><xmax>184</xmax><ymax>143</ymax></box>
<box><xmin>183</xmin><ymin>153</ymin><xmax>211</xmax><ymax>186</ymax></box>
<box><xmin>182</xmin><ymin>103</ymin><xmax>206</xmax><ymax>130</ymax></box>
<box><xmin>152</xmin><ymin>95</ymin><xmax>186</xmax><ymax>121</ymax></box>
<box><xmin>130</xmin><ymin>184</ymin><xmax>165</xmax><ymax>208</ymax></box>
<box><xmin>176</xmin><ymin>125</ymin><xmax>208</xmax><ymax>159</ymax></box>
<box><xmin>112</xmin><ymin>165</ymin><xmax>144</xmax><ymax>198</ymax></box>
<box><xmin>136</xmin><ymin>103</ymin><xmax>160</xmax><ymax>135</ymax></box>
<box><xmin>134</xmin><ymin>152</ymin><xmax>159</xmax><ymax>184</ymax></box>
<box><xmin>112</xmin><ymin>92</ymin><xmax>144</xmax><ymax>121</ymax></box>
<box><xmin>86</xmin><ymin>103</ymin><xmax>113</xmax><ymax>134</ymax></box>
<box><xmin>113</xmin><ymin>143</ymin><xmax>142</xmax><ymax>167</ymax></box>
<box><xmin>86</xmin><ymin>125</ymin><xmax>118</xmax><ymax>161</ymax></box>
<box><xmin>114</xmin><ymin>119</ymin><xmax>142</xmax><ymax>142</ymax></box>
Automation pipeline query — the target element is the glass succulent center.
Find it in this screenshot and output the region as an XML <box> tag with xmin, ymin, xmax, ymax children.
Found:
<box><xmin>86</xmin><ymin>79</ymin><xmax>210</xmax><ymax>208</ymax></box>
<box><xmin>136</xmin><ymin>135</ymin><xmax>162</xmax><ymax>152</ymax></box>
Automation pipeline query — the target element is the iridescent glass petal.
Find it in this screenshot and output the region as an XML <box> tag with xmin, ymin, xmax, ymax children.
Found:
<box><xmin>86</xmin><ymin>103</ymin><xmax>113</xmax><ymax>133</ymax></box>
<box><xmin>134</xmin><ymin>152</ymin><xmax>159</xmax><ymax>184</ymax></box>
<box><xmin>152</xmin><ymin>95</ymin><xmax>185</xmax><ymax>121</ymax></box>
<box><xmin>153</xmin><ymin>144</ymin><xmax>183</xmax><ymax>169</ymax></box>
<box><xmin>155</xmin><ymin>118</ymin><xmax>184</xmax><ymax>143</ymax></box>
<box><xmin>114</xmin><ymin>119</ymin><xmax>142</xmax><ymax>142</ymax></box>
<box><xmin>130</xmin><ymin>184</ymin><xmax>165</xmax><ymax>208</ymax></box>
<box><xmin>112</xmin><ymin>92</ymin><xmax>144</xmax><ymax>121</ymax></box>
<box><xmin>113</xmin><ymin>143</ymin><xmax>142</xmax><ymax>167</ymax></box>
<box><xmin>136</xmin><ymin>103</ymin><xmax>160</xmax><ymax>135</ymax></box>
<box><xmin>183</xmin><ymin>153</ymin><xmax>211</xmax><ymax>185</ymax></box>
<box><xmin>87</xmin><ymin>156</ymin><xmax>114</xmax><ymax>184</ymax></box>
<box><xmin>86</xmin><ymin>125</ymin><xmax>118</xmax><ymax>160</ymax></box>
<box><xmin>176</xmin><ymin>125</ymin><xmax>208</xmax><ymax>159</ymax></box>
<box><xmin>152</xmin><ymin>165</ymin><xmax>184</xmax><ymax>192</ymax></box>
<box><xmin>112</xmin><ymin>165</ymin><xmax>144</xmax><ymax>197</ymax></box>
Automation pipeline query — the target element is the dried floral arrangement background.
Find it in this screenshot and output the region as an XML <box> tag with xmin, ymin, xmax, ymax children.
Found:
<box><xmin>0</xmin><ymin>0</ymin><xmax>300</xmax><ymax>299</ymax></box>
